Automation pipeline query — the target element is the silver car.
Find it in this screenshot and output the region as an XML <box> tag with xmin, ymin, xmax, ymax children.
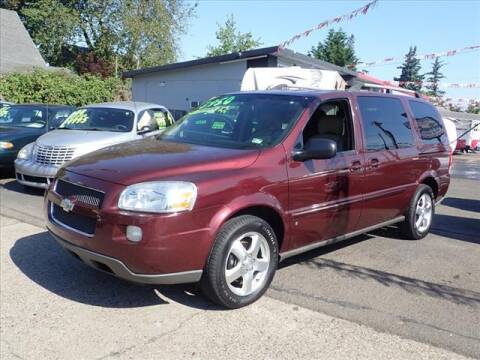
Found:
<box><xmin>15</xmin><ymin>101</ymin><xmax>174</xmax><ymax>189</ymax></box>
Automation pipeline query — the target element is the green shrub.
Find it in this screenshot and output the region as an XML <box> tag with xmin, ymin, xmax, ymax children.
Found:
<box><xmin>0</xmin><ymin>68</ymin><xmax>131</xmax><ymax>106</ymax></box>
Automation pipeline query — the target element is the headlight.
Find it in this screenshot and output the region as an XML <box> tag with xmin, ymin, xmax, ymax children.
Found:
<box><xmin>17</xmin><ymin>143</ymin><xmax>34</xmax><ymax>160</ymax></box>
<box><xmin>0</xmin><ymin>142</ymin><xmax>14</xmax><ymax>150</ymax></box>
<box><xmin>118</xmin><ymin>181</ymin><xmax>197</xmax><ymax>213</ymax></box>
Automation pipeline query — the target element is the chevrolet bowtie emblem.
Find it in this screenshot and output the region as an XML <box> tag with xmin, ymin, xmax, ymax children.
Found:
<box><xmin>60</xmin><ymin>197</ymin><xmax>76</xmax><ymax>212</ymax></box>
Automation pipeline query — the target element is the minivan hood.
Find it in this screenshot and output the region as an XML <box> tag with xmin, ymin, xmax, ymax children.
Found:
<box><xmin>64</xmin><ymin>137</ymin><xmax>260</xmax><ymax>185</ymax></box>
<box><xmin>37</xmin><ymin>129</ymin><xmax>132</xmax><ymax>149</ymax></box>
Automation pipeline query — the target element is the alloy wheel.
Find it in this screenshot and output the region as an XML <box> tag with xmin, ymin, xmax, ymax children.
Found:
<box><xmin>224</xmin><ymin>231</ymin><xmax>270</xmax><ymax>297</ymax></box>
<box><xmin>415</xmin><ymin>193</ymin><xmax>433</xmax><ymax>233</ymax></box>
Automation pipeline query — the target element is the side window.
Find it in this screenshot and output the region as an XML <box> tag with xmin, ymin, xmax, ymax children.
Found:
<box><xmin>152</xmin><ymin>109</ymin><xmax>175</xmax><ymax>129</ymax></box>
<box><xmin>137</xmin><ymin>110</ymin><xmax>158</xmax><ymax>132</ymax></box>
<box><xmin>49</xmin><ymin>109</ymin><xmax>73</xmax><ymax>129</ymax></box>
<box><xmin>138</xmin><ymin>109</ymin><xmax>175</xmax><ymax>132</ymax></box>
<box><xmin>357</xmin><ymin>96</ymin><xmax>414</xmax><ymax>151</ymax></box>
<box><xmin>408</xmin><ymin>100</ymin><xmax>446</xmax><ymax>145</ymax></box>
<box><xmin>301</xmin><ymin>99</ymin><xmax>354</xmax><ymax>152</ymax></box>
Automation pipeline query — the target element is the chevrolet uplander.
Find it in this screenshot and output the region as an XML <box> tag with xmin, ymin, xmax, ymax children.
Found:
<box><xmin>45</xmin><ymin>91</ymin><xmax>450</xmax><ymax>308</ymax></box>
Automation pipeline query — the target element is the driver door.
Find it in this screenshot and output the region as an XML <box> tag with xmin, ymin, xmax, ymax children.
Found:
<box><xmin>287</xmin><ymin>98</ymin><xmax>364</xmax><ymax>251</ymax></box>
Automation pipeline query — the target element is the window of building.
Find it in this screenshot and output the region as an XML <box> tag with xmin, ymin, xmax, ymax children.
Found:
<box><xmin>357</xmin><ymin>96</ymin><xmax>414</xmax><ymax>151</ymax></box>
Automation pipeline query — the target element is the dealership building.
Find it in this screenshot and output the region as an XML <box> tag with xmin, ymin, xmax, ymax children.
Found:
<box><xmin>123</xmin><ymin>46</ymin><xmax>362</xmax><ymax>113</ymax></box>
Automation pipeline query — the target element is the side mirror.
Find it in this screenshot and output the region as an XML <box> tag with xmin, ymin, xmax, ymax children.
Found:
<box><xmin>138</xmin><ymin>126</ymin><xmax>153</xmax><ymax>134</ymax></box>
<box><xmin>292</xmin><ymin>137</ymin><xmax>337</xmax><ymax>161</ymax></box>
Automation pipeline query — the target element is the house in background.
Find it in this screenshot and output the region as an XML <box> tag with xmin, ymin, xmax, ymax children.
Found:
<box><xmin>0</xmin><ymin>9</ymin><xmax>47</xmax><ymax>74</ymax></box>
<box><xmin>123</xmin><ymin>46</ymin><xmax>361</xmax><ymax>113</ymax></box>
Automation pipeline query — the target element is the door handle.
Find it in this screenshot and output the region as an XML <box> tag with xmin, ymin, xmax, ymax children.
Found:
<box><xmin>369</xmin><ymin>158</ymin><xmax>380</xmax><ymax>169</ymax></box>
<box><xmin>350</xmin><ymin>161</ymin><xmax>363</xmax><ymax>173</ymax></box>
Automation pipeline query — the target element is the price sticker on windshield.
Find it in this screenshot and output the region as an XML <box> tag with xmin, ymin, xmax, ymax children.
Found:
<box><xmin>0</xmin><ymin>105</ymin><xmax>11</xmax><ymax>117</ymax></box>
<box><xmin>212</xmin><ymin>121</ymin><xmax>225</xmax><ymax>130</ymax></box>
<box><xmin>154</xmin><ymin>111</ymin><xmax>166</xmax><ymax>128</ymax></box>
<box><xmin>62</xmin><ymin>109</ymin><xmax>88</xmax><ymax>126</ymax></box>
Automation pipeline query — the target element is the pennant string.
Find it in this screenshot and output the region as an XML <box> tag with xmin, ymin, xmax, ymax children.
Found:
<box><xmin>279</xmin><ymin>0</ymin><xmax>378</xmax><ymax>49</ymax></box>
<box><xmin>355</xmin><ymin>44</ymin><xmax>480</xmax><ymax>67</ymax></box>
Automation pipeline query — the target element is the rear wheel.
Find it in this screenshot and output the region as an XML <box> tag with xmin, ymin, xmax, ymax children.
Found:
<box><xmin>201</xmin><ymin>215</ymin><xmax>278</xmax><ymax>308</ymax></box>
<box><xmin>400</xmin><ymin>184</ymin><xmax>434</xmax><ymax>240</ymax></box>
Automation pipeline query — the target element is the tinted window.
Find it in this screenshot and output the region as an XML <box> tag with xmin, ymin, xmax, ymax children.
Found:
<box><xmin>160</xmin><ymin>94</ymin><xmax>313</xmax><ymax>149</ymax></box>
<box><xmin>358</xmin><ymin>96</ymin><xmax>414</xmax><ymax>151</ymax></box>
<box><xmin>0</xmin><ymin>104</ymin><xmax>47</xmax><ymax>128</ymax></box>
<box><xmin>409</xmin><ymin>100</ymin><xmax>446</xmax><ymax>145</ymax></box>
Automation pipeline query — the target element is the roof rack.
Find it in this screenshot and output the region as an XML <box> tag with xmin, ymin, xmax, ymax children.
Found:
<box><xmin>359</xmin><ymin>83</ymin><xmax>418</xmax><ymax>97</ymax></box>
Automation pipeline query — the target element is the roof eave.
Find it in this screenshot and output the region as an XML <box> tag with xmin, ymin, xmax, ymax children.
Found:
<box><xmin>123</xmin><ymin>46</ymin><xmax>280</xmax><ymax>78</ymax></box>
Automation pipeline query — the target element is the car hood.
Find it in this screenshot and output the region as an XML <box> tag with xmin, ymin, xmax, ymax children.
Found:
<box><xmin>0</xmin><ymin>126</ymin><xmax>43</xmax><ymax>140</ymax></box>
<box><xmin>0</xmin><ymin>126</ymin><xmax>44</xmax><ymax>149</ymax></box>
<box><xmin>64</xmin><ymin>137</ymin><xmax>260</xmax><ymax>186</ymax></box>
<box><xmin>36</xmin><ymin>130</ymin><xmax>134</xmax><ymax>156</ymax></box>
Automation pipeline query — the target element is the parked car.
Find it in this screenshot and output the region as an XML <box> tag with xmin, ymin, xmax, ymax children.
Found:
<box><xmin>45</xmin><ymin>91</ymin><xmax>451</xmax><ymax>308</ymax></box>
<box><xmin>0</xmin><ymin>104</ymin><xmax>74</xmax><ymax>168</ymax></box>
<box><xmin>15</xmin><ymin>102</ymin><xmax>174</xmax><ymax>189</ymax></box>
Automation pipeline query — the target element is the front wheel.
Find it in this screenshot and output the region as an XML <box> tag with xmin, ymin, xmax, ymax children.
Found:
<box><xmin>400</xmin><ymin>184</ymin><xmax>435</xmax><ymax>240</ymax></box>
<box><xmin>201</xmin><ymin>215</ymin><xmax>278</xmax><ymax>309</ymax></box>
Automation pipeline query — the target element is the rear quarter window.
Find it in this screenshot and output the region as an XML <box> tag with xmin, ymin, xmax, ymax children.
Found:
<box><xmin>357</xmin><ymin>96</ymin><xmax>415</xmax><ymax>151</ymax></box>
<box><xmin>408</xmin><ymin>100</ymin><xmax>447</xmax><ymax>146</ymax></box>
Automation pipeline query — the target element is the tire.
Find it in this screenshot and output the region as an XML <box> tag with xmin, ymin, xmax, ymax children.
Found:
<box><xmin>201</xmin><ymin>215</ymin><xmax>279</xmax><ymax>309</ymax></box>
<box><xmin>400</xmin><ymin>184</ymin><xmax>435</xmax><ymax>240</ymax></box>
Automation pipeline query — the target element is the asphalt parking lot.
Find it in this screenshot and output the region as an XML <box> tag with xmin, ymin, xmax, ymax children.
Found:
<box><xmin>0</xmin><ymin>153</ymin><xmax>479</xmax><ymax>359</ymax></box>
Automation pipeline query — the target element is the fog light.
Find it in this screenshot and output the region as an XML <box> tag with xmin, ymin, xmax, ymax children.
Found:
<box><xmin>126</xmin><ymin>225</ymin><xmax>143</xmax><ymax>243</ymax></box>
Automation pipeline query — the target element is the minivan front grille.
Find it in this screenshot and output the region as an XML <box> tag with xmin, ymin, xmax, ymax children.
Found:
<box><xmin>51</xmin><ymin>203</ymin><xmax>97</xmax><ymax>236</ymax></box>
<box><xmin>51</xmin><ymin>179</ymin><xmax>105</xmax><ymax>236</ymax></box>
<box><xmin>55</xmin><ymin>179</ymin><xmax>105</xmax><ymax>209</ymax></box>
<box><xmin>35</xmin><ymin>145</ymin><xmax>75</xmax><ymax>166</ymax></box>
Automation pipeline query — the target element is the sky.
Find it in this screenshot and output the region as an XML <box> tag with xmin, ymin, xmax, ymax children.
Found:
<box><xmin>179</xmin><ymin>0</ymin><xmax>480</xmax><ymax>102</ymax></box>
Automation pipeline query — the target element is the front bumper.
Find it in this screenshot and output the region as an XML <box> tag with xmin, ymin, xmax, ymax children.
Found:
<box><xmin>50</xmin><ymin>230</ymin><xmax>203</xmax><ymax>284</ymax></box>
<box><xmin>15</xmin><ymin>159</ymin><xmax>59</xmax><ymax>188</ymax></box>
<box><xmin>45</xmin><ymin>172</ymin><xmax>218</xmax><ymax>282</ymax></box>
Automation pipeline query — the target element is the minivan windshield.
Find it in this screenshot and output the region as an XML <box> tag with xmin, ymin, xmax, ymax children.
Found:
<box><xmin>159</xmin><ymin>94</ymin><xmax>313</xmax><ymax>149</ymax></box>
<box><xmin>59</xmin><ymin>107</ymin><xmax>134</xmax><ymax>132</ymax></box>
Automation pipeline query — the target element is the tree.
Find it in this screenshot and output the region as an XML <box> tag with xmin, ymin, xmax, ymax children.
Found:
<box><xmin>120</xmin><ymin>0</ymin><xmax>196</xmax><ymax>70</ymax></box>
<box><xmin>1</xmin><ymin>0</ymin><xmax>26</xmax><ymax>11</ymax></box>
<box><xmin>206</xmin><ymin>14</ymin><xmax>262</xmax><ymax>57</ymax></box>
<box><xmin>309</xmin><ymin>29</ymin><xmax>359</xmax><ymax>70</ymax></box>
<box><xmin>1</xmin><ymin>0</ymin><xmax>196</xmax><ymax>73</ymax></box>
<box><xmin>425</xmin><ymin>57</ymin><xmax>445</xmax><ymax>97</ymax></box>
<box><xmin>394</xmin><ymin>46</ymin><xmax>424</xmax><ymax>92</ymax></box>
<box><xmin>467</xmin><ymin>101</ymin><xmax>480</xmax><ymax>114</ymax></box>
<box><xmin>3</xmin><ymin>0</ymin><xmax>77</xmax><ymax>67</ymax></box>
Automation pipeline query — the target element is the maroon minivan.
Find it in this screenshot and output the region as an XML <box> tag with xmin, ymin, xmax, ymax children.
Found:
<box><xmin>45</xmin><ymin>91</ymin><xmax>451</xmax><ymax>308</ymax></box>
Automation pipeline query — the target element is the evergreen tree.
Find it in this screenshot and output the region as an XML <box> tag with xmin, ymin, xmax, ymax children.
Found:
<box><xmin>206</xmin><ymin>15</ymin><xmax>262</xmax><ymax>57</ymax></box>
<box><xmin>394</xmin><ymin>46</ymin><xmax>424</xmax><ymax>92</ymax></box>
<box><xmin>425</xmin><ymin>58</ymin><xmax>446</xmax><ymax>97</ymax></box>
<box><xmin>309</xmin><ymin>28</ymin><xmax>359</xmax><ymax>70</ymax></box>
